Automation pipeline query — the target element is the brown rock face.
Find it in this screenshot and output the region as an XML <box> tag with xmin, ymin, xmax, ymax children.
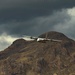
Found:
<box><xmin>39</xmin><ymin>31</ymin><xmax>71</xmax><ymax>40</ymax></box>
<box><xmin>0</xmin><ymin>31</ymin><xmax>75</xmax><ymax>75</ymax></box>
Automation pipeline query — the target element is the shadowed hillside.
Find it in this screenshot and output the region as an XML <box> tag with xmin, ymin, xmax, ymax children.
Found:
<box><xmin>39</xmin><ymin>31</ymin><xmax>72</xmax><ymax>40</ymax></box>
<box><xmin>0</xmin><ymin>31</ymin><xmax>75</xmax><ymax>75</ymax></box>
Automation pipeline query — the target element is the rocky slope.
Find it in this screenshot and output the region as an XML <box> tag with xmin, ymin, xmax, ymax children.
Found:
<box><xmin>0</xmin><ymin>31</ymin><xmax>75</xmax><ymax>75</ymax></box>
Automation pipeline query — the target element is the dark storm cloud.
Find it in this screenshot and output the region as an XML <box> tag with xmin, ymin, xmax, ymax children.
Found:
<box><xmin>0</xmin><ymin>0</ymin><xmax>75</xmax><ymax>50</ymax></box>
<box><xmin>0</xmin><ymin>0</ymin><xmax>75</xmax><ymax>9</ymax></box>
<box><xmin>0</xmin><ymin>0</ymin><xmax>75</xmax><ymax>37</ymax></box>
<box><xmin>0</xmin><ymin>9</ymin><xmax>71</xmax><ymax>37</ymax></box>
<box><xmin>0</xmin><ymin>0</ymin><xmax>75</xmax><ymax>22</ymax></box>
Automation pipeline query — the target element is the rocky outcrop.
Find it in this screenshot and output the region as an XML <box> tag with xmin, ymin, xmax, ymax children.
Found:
<box><xmin>0</xmin><ymin>31</ymin><xmax>75</xmax><ymax>75</ymax></box>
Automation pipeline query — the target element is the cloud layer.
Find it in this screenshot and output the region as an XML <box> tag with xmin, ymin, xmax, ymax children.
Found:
<box><xmin>0</xmin><ymin>33</ymin><xmax>18</xmax><ymax>51</ymax></box>
<box><xmin>0</xmin><ymin>0</ymin><xmax>75</xmax><ymax>35</ymax></box>
<box><xmin>0</xmin><ymin>0</ymin><xmax>75</xmax><ymax>50</ymax></box>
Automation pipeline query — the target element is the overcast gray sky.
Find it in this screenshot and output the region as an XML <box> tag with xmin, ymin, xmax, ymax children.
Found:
<box><xmin>0</xmin><ymin>0</ymin><xmax>75</xmax><ymax>50</ymax></box>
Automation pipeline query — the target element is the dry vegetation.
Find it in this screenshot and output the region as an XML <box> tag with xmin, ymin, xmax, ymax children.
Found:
<box><xmin>0</xmin><ymin>31</ymin><xmax>75</xmax><ymax>75</ymax></box>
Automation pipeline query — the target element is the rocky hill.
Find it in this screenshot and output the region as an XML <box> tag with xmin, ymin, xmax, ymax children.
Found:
<box><xmin>0</xmin><ymin>31</ymin><xmax>75</xmax><ymax>75</ymax></box>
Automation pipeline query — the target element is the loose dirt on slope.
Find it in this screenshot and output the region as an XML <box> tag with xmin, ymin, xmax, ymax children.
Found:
<box><xmin>0</xmin><ymin>31</ymin><xmax>75</xmax><ymax>75</ymax></box>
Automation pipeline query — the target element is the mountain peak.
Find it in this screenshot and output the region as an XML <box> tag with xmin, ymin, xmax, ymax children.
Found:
<box><xmin>12</xmin><ymin>38</ymin><xmax>26</xmax><ymax>46</ymax></box>
<box><xmin>39</xmin><ymin>31</ymin><xmax>70</xmax><ymax>40</ymax></box>
<box><xmin>0</xmin><ymin>31</ymin><xmax>75</xmax><ymax>75</ymax></box>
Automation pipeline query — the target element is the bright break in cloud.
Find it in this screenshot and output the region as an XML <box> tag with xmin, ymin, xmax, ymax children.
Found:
<box><xmin>0</xmin><ymin>0</ymin><xmax>75</xmax><ymax>50</ymax></box>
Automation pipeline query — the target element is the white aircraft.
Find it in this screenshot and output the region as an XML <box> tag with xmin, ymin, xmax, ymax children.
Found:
<box><xmin>23</xmin><ymin>35</ymin><xmax>62</xmax><ymax>43</ymax></box>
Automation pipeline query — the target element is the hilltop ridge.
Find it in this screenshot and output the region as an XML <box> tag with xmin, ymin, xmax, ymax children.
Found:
<box><xmin>0</xmin><ymin>31</ymin><xmax>75</xmax><ymax>75</ymax></box>
<box><xmin>39</xmin><ymin>31</ymin><xmax>72</xmax><ymax>41</ymax></box>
